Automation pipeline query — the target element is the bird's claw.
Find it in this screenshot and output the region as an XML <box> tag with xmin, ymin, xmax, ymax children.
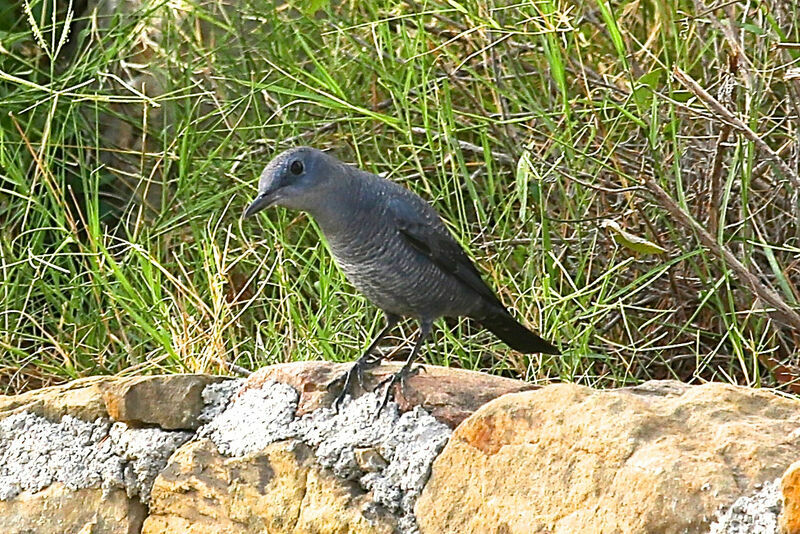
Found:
<box><xmin>328</xmin><ymin>354</ymin><xmax>383</xmax><ymax>412</ymax></box>
<box><xmin>375</xmin><ymin>363</ymin><xmax>420</xmax><ymax>416</ymax></box>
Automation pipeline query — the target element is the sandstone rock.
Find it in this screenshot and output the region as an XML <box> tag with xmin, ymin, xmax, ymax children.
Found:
<box><xmin>781</xmin><ymin>461</ymin><xmax>800</xmax><ymax>534</ymax></box>
<box><xmin>417</xmin><ymin>380</ymin><xmax>800</xmax><ymax>534</ymax></box>
<box><xmin>0</xmin><ymin>374</ymin><xmax>228</xmax><ymax>430</ymax></box>
<box><xmin>0</xmin><ymin>410</ymin><xmax>192</xmax><ymax>503</ymax></box>
<box><xmin>142</xmin><ymin>438</ymin><xmax>396</xmax><ymax>534</ymax></box>
<box><xmin>3</xmin><ymin>368</ymin><xmax>797</xmax><ymax>532</ymax></box>
<box><xmin>0</xmin><ymin>376</ymin><xmax>112</xmax><ymax>423</ymax></box>
<box><xmin>0</xmin><ymin>369</ymin><xmax>447</xmax><ymax>533</ymax></box>
<box><xmin>246</xmin><ymin>361</ymin><xmax>535</xmax><ymax>427</ymax></box>
<box><xmin>0</xmin><ymin>483</ymin><xmax>146</xmax><ymax>534</ymax></box>
<box><xmin>0</xmin><ymin>375</ymin><xmax>213</xmax><ymax>533</ymax></box>
<box><xmin>196</xmin><ymin>378</ymin><xmax>450</xmax><ymax>532</ymax></box>
<box><xmin>102</xmin><ymin>374</ymin><xmax>228</xmax><ymax>430</ymax></box>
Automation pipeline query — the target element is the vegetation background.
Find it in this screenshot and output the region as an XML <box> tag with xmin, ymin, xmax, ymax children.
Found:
<box><xmin>1</xmin><ymin>0</ymin><xmax>798</xmax><ymax>395</ymax></box>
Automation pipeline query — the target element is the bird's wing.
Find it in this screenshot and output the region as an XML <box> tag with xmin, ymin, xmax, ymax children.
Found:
<box><xmin>389</xmin><ymin>196</ymin><xmax>505</xmax><ymax>309</ymax></box>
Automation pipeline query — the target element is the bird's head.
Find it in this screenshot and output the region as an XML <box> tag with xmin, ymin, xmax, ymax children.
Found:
<box><xmin>243</xmin><ymin>146</ymin><xmax>339</xmax><ymax>218</ymax></box>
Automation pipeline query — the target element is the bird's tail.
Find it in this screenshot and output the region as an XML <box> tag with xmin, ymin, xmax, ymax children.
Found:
<box><xmin>479</xmin><ymin>310</ymin><xmax>561</xmax><ymax>354</ymax></box>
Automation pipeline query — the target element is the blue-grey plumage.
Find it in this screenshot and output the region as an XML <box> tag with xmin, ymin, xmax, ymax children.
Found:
<box><xmin>244</xmin><ymin>146</ymin><xmax>560</xmax><ymax>409</ymax></box>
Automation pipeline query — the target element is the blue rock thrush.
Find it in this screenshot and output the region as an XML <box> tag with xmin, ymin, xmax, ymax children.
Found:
<box><xmin>244</xmin><ymin>147</ymin><xmax>560</xmax><ymax>410</ymax></box>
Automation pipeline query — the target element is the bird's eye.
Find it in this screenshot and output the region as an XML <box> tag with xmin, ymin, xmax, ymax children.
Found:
<box><xmin>290</xmin><ymin>160</ymin><xmax>304</xmax><ymax>175</ymax></box>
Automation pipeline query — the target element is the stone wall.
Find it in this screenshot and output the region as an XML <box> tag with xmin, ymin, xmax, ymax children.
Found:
<box><xmin>1</xmin><ymin>363</ymin><xmax>799</xmax><ymax>533</ymax></box>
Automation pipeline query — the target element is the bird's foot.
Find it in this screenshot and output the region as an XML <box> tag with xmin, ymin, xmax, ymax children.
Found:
<box><xmin>327</xmin><ymin>353</ymin><xmax>383</xmax><ymax>412</ymax></box>
<box><xmin>375</xmin><ymin>363</ymin><xmax>422</xmax><ymax>416</ymax></box>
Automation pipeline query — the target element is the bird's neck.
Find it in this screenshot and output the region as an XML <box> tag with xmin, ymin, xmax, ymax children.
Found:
<box><xmin>306</xmin><ymin>173</ymin><xmax>373</xmax><ymax>238</ymax></box>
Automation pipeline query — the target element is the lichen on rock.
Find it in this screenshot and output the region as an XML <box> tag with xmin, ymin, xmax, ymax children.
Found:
<box><xmin>196</xmin><ymin>379</ymin><xmax>452</xmax><ymax>533</ymax></box>
<box><xmin>708</xmin><ymin>479</ymin><xmax>781</xmax><ymax>534</ymax></box>
<box><xmin>198</xmin><ymin>380</ymin><xmax>299</xmax><ymax>455</ymax></box>
<box><xmin>0</xmin><ymin>411</ymin><xmax>191</xmax><ymax>502</ymax></box>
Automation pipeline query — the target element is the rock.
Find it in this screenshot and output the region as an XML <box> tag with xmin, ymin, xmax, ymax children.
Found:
<box><xmin>246</xmin><ymin>361</ymin><xmax>535</xmax><ymax>427</ymax></box>
<box><xmin>417</xmin><ymin>380</ymin><xmax>800</xmax><ymax>534</ymax></box>
<box><xmin>142</xmin><ymin>438</ymin><xmax>397</xmax><ymax>534</ymax></box>
<box><xmin>708</xmin><ymin>478</ymin><xmax>781</xmax><ymax>534</ymax></box>
<box><xmin>0</xmin><ymin>374</ymin><xmax>229</xmax><ymax>431</ymax></box>
<box><xmin>0</xmin><ymin>411</ymin><xmax>191</xmax><ymax>502</ymax></box>
<box><xmin>102</xmin><ymin>374</ymin><xmax>229</xmax><ymax>430</ymax></box>
<box><xmin>0</xmin><ymin>484</ymin><xmax>146</xmax><ymax>534</ymax></box>
<box><xmin>0</xmin><ymin>376</ymin><xmax>112</xmax><ymax>423</ymax></box>
<box><xmin>3</xmin><ymin>368</ymin><xmax>798</xmax><ymax>532</ymax></box>
<box><xmin>0</xmin><ymin>369</ymin><xmax>451</xmax><ymax>533</ymax></box>
<box><xmin>0</xmin><ymin>376</ymin><xmax>208</xmax><ymax>532</ymax></box>
<box><xmin>781</xmin><ymin>461</ymin><xmax>800</xmax><ymax>534</ymax></box>
<box><xmin>195</xmin><ymin>378</ymin><xmax>451</xmax><ymax>532</ymax></box>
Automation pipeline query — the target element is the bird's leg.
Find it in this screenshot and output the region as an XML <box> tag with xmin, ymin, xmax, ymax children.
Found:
<box><xmin>376</xmin><ymin>319</ymin><xmax>433</xmax><ymax>415</ymax></box>
<box><xmin>329</xmin><ymin>313</ymin><xmax>400</xmax><ymax>411</ymax></box>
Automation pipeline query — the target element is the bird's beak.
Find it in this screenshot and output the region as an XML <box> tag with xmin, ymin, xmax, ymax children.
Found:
<box><xmin>243</xmin><ymin>191</ymin><xmax>276</xmax><ymax>219</ymax></box>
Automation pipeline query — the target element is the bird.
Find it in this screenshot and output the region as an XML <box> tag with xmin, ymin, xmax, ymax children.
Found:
<box><xmin>243</xmin><ymin>146</ymin><xmax>561</xmax><ymax>411</ymax></box>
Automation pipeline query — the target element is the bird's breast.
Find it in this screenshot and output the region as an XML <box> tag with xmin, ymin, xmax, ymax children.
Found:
<box><xmin>324</xmin><ymin>222</ymin><xmax>481</xmax><ymax>319</ymax></box>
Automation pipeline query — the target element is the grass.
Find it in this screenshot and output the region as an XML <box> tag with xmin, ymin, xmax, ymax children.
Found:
<box><xmin>0</xmin><ymin>0</ymin><xmax>798</xmax><ymax>394</ymax></box>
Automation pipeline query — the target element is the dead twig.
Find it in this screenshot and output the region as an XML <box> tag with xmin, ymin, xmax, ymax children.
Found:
<box><xmin>751</xmin><ymin>139</ymin><xmax>794</xmax><ymax>187</ymax></box>
<box><xmin>706</xmin><ymin>125</ymin><xmax>731</xmax><ymax>237</ymax></box>
<box><xmin>690</xmin><ymin>0</ymin><xmax>754</xmax><ymax>89</ymax></box>
<box><xmin>227</xmin><ymin>362</ymin><xmax>253</xmax><ymax>377</ymax></box>
<box><xmin>673</xmin><ymin>66</ymin><xmax>800</xmax><ymax>190</ymax></box>
<box><xmin>707</xmin><ymin>56</ymin><xmax>737</xmax><ymax>236</ymax></box>
<box><xmin>643</xmin><ymin>175</ymin><xmax>800</xmax><ymax>332</ymax></box>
